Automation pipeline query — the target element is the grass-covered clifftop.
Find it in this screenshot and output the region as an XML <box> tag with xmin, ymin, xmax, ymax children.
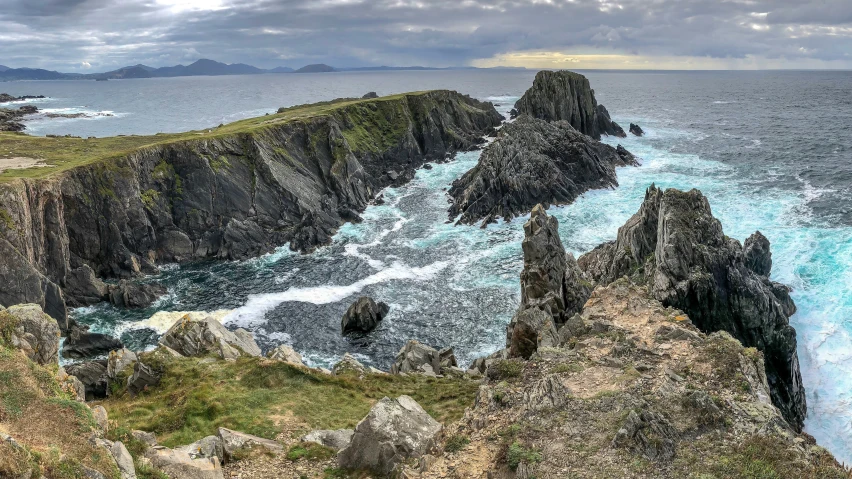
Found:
<box><xmin>0</xmin><ymin>90</ymin><xmax>502</xmax><ymax>325</ymax></box>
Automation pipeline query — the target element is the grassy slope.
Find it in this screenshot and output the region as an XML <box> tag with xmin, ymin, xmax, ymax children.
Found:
<box><xmin>0</xmin><ymin>313</ymin><xmax>120</xmax><ymax>478</ymax></box>
<box><xmin>0</xmin><ymin>92</ymin><xmax>431</xmax><ymax>182</ymax></box>
<box><xmin>101</xmin><ymin>352</ymin><xmax>478</xmax><ymax>448</ymax></box>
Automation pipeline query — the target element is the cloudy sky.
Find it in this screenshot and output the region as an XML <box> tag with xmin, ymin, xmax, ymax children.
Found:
<box><xmin>1</xmin><ymin>0</ymin><xmax>851</xmax><ymax>71</ymax></box>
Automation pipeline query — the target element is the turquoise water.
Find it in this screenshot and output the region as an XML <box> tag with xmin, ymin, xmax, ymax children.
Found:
<box><xmin>47</xmin><ymin>71</ymin><xmax>852</xmax><ymax>461</ymax></box>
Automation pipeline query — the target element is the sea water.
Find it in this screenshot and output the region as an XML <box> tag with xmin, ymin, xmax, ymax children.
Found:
<box><xmin>6</xmin><ymin>70</ymin><xmax>851</xmax><ymax>460</ymax></box>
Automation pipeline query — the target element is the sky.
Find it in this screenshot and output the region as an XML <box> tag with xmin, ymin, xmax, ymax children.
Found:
<box><xmin>1</xmin><ymin>0</ymin><xmax>851</xmax><ymax>71</ymax></box>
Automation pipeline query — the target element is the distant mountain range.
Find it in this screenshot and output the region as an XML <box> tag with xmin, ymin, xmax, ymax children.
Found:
<box><xmin>0</xmin><ymin>59</ymin><xmax>525</xmax><ymax>81</ymax></box>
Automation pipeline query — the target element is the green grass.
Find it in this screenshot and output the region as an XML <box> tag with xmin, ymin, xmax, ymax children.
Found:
<box><xmin>506</xmin><ymin>442</ymin><xmax>542</xmax><ymax>470</ymax></box>
<box><xmin>445</xmin><ymin>434</ymin><xmax>471</xmax><ymax>453</ymax></box>
<box><xmin>102</xmin><ymin>353</ymin><xmax>479</xmax><ymax>448</ymax></box>
<box><xmin>286</xmin><ymin>443</ymin><xmax>336</xmax><ymax>461</ymax></box>
<box><xmin>0</xmin><ymin>91</ymin><xmax>435</xmax><ymax>182</ymax></box>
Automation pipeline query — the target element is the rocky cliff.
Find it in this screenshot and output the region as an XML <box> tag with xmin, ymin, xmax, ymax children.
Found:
<box><xmin>578</xmin><ymin>185</ymin><xmax>807</xmax><ymax>431</ymax></box>
<box><xmin>448</xmin><ymin>116</ymin><xmax>637</xmax><ymax>226</ymax></box>
<box><xmin>0</xmin><ymin>91</ymin><xmax>503</xmax><ymax>327</ymax></box>
<box><xmin>513</xmin><ymin>70</ymin><xmax>626</xmax><ymax>140</ymax></box>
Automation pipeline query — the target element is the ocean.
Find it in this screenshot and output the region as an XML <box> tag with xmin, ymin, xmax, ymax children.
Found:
<box><xmin>4</xmin><ymin>70</ymin><xmax>851</xmax><ymax>460</ymax></box>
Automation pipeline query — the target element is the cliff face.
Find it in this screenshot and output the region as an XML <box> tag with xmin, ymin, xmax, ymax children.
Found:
<box><xmin>513</xmin><ymin>70</ymin><xmax>626</xmax><ymax>140</ymax></box>
<box><xmin>0</xmin><ymin>91</ymin><xmax>503</xmax><ymax>326</ymax></box>
<box><xmin>447</xmin><ymin>116</ymin><xmax>637</xmax><ymax>225</ymax></box>
<box><xmin>578</xmin><ymin>186</ymin><xmax>807</xmax><ymax>431</ymax></box>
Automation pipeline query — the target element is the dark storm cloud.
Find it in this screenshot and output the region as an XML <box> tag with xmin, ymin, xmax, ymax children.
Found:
<box><xmin>0</xmin><ymin>0</ymin><xmax>850</xmax><ymax>71</ymax></box>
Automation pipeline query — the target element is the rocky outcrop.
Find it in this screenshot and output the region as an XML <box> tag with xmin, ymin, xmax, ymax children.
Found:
<box><xmin>390</xmin><ymin>340</ymin><xmax>457</xmax><ymax>376</ymax></box>
<box><xmin>0</xmin><ymin>303</ymin><xmax>60</xmax><ymax>365</ymax></box>
<box><xmin>337</xmin><ymin>395</ymin><xmax>442</xmax><ymax>476</ymax></box>
<box><xmin>507</xmin><ymin>308</ymin><xmax>558</xmax><ymax>360</ymax></box>
<box><xmin>332</xmin><ymin>353</ymin><xmax>369</xmax><ymax>376</ymax></box>
<box><xmin>107</xmin><ymin>347</ymin><xmax>138</xmax><ymax>380</ymax></box>
<box><xmin>62</xmin><ymin>330</ymin><xmax>124</xmax><ymax>359</ymax></box>
<box><xmin>513</xmin><ymin>70</ymin><xmax>625</xmax><ymax>140</ymax></box>
<box><xmin>159</xmin><ymin>315</ymin><xmax>261</xmax><ymax>359</ymax></box>
<box><xmin>0</xmin><ymin>105</ymin><xmax>38</xmax><ymax>131</ymax></box>
<box><xmin>266</xmin><ymin>344</ymin><xmax>304</xmax><ymax>365</ymax></box>
<box><xmin>0</xmin><ymin>90</ymin><xmax>503</xmax><ymax>328</ymax></box>
<box><xmin>629</xmin><ymin>123</ymin><xmax>644</xmax><ymax>136</ymax></box>
<box><xmin>341</xmin><ymin>296</ymin><xmax>389</xmax><ymax>334</ymax></box>
<box><xmin>218</xmin><ymin>427</ymin><xmax>283</xmax><ymax>462</ymax></box>
<box><xmin>108</xmin><ymin>280</ymin><xmax>167</xmax><ymax>308</ymax></box>
<box><xmin>578</xmin><ymin>185</ymin><xmax>806</xmax><ymax>431</ymax></box>
<box><xmin>127</xmin><ymin>360</ymin><xmax>161</xmax><ymax>397</ymax></box>
<box><xmin>65</xmin><ymin>360</ymin><xmax>109</xmax><ymax>400</ymax></box>
<box><xmin>448</xmin><ymin>116</ymin><xmax>637</xmax><ymax>225</ymax></box>
<box><xmin>146</xmin><ymin>446</ymin><xmax>224</xmax><ymax>479</ymax></box>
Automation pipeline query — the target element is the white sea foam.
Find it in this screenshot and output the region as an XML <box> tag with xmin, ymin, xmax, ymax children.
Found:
<box><xmin>224</xmin><ymin>260</ymin><xmax>449</xmax><ymax>328</ymax></box>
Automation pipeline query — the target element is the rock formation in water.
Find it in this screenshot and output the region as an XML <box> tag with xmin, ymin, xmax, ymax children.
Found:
<box><xmin>513</xmin><ymin>70</ymin><xmax>626</xmax><ymax>140</ymax></box>
<box><xmin>448</xmin><ymin>116</ymin><xmax>637</xmax><ymax>226</ymax></box>
<box><xmin>578</xmin><ymin>185</ymin><xmax>806</xmax><ymax>431</ymax></box>
<box><xmin>0</xmin><ymin>91</ymin><xmax>502</xmax><ymax>329</ymax></box>
<box><xmin>340</xmin><ymin>296</ymin><xmax>389</xmax><ymax>334</ymax></box>
<box><xmin>0</xmin><ymin>105</ymin><xmax>37</xmax><ymax>131</ymax></box>
<box><xmin>630</xmin><ymin>122</ymin><xmax>644</xmax><ymax>136</ymax></box>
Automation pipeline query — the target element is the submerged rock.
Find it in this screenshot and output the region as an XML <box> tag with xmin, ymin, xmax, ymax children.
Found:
<box><xmin>448</xmin><ymin>116</ymin><xmax>637</xmax><ymax>226</ymax></box>
<box><xmin>340</xmin><ymin>296</ymin><xmax>389</xmax><ymax>335</ymax></box>
<box><xmin>578</xmin><ymin>185</ymin><xmax>806</xmax><ymax>431</ymax></box>
<box><xmin>337</xmin><ymin>395</ymin><xmax>441</xmax><ymax>476</ymax></box>
<box><xmin>513</xmin><ymin>70</ymin><xmax>626</xmax><ymax>139</ymax></box>
<box><xmin>159</xmin><ymin>315</ymin><xmax>261</xmax><ymax>359</ymax></box>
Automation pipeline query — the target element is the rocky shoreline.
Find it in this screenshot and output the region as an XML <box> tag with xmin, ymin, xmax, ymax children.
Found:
<box><xmin>0</xmin><ymin>90</ymin><xmax>503</xmax><ymax>330</ymax></box>
<box><xmin>1</xmin><ymin>186</ymin><xmax>843</xmax><ymax>478</ymax></box>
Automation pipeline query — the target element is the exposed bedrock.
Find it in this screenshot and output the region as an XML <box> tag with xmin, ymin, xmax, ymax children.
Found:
<box><xmin>506</xmin><ymin>205</ymin><xmax>592</xmax><ymax>358</ymax></box>
<box><xmin>448</xmin><ymin>115</ymin><xmax>638</xmax><ymax>226</ymax></box>
<box><xmin>0</xmin><ymin>91</ymin><xmax>503</xmax><ymax>327</ymax></box>
<box><xmin>578</xmin><ymin>185</ymin><xmax>806</xmax><ymax>431</ymax></box>
<box><xmin>513</xmin><ymin>70</ymin><xmax>626</xmax><ymax>139</ymax></box>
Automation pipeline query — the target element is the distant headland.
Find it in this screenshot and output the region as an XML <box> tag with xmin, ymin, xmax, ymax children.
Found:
<box><xmin>0</xmin><ymin>58</ymin><xmax>527</xmax><ymax>81</ymax></box>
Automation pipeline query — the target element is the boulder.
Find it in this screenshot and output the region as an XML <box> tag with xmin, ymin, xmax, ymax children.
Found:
<box><xmin>179</xmin><ymin>435</ymin><xmax>224</xmax><ymax>463</ymax></box>
<box><xmin>146</xmin><ymin>446</ymin><xmax>224</xmax><ymax>479</ymax></box>
<box><xmin>110</xmin><ymin>441</ymin><xmax>137</xmax><ymax>479</ymax></box>
<box><xmin>62</xmin><ymin>331</ymin><xmax>123</xmax><ymax>360</ymax></box>
<box><xmin>578</xmin><ymin>185</ymin><xmax>806</xmax><ymax>431</ymax></box>
<box><xmin>337</xmin><ymin>396</ymin><xmax>442</xmax><ymax>476</ymax></box>
<box><xmin>390</xmin><ymin>340</ymin><xmax>457</xmax><ymax>376</ymax></box>
<box><xmin>332</xmin><ymin>353</ymin><xmax>369</xmax><ymax>376</ymax></box>
<box><xmin>132</xmin><ymin>430</ymin><xmax>158</xmax><ymax>447</ymax></box>
<box><xmin>65</xmin><ymin>360</ymin><xmax>108</xmax><ymax>400</ymax></box>
<box><xmin>507</xmin><ymin>308</ymin><xmax>559</xmax><ymax>360</ymax></box>
<box><xmin>302</xmin><ymin>429</ymin><xmax>354</xmax><ymax>452</ymax></box>
<box><xmin>629</xmin><ymin>123</ymin><xmax>644</xmax><ymax>136</ymax></box>
<box><xmin>218</xmin><ymin>427</ymin><xmax>283</xmax><ymax>463</ymax></box>
<box><xmin>448</xmin><ymin>117</ymin><xmax>638</xmax><ymax>226</ymax></box>
<box><xmin>159</xmin><ymin>315</ymin><xmax>261</xmax><ymax>359</ymax></box>
<box><xmin>266</xmin><ymin>345</ymin><xmax>304</xmax><ymax>366</ymax></box>
<box><xmin>341</xmin><ymin>297</ymin><xmax>389</xmax><ymax>334</ymax></box>
<box><xmin>107</xmin><ymin>348</ymin><xmax>138</xmax><ymax>380</ymax></box>
<box><xmin>362</xmin><ymin>92</ymin><xmax>379</xmax><ymax>99</ymax></box>
<box><xmin>92</xmin><ymin>405</ymin><xmax>109</xmax><ymax>433</ymax></box>
<box><xmin>513</xmin><ymin>70</ymin><xmax>625</xmax><ymax>139</ymax></box>
<box><xmin>127</xmin><ymin>361</ymin><xmax>161</xmax><ymax>397</ymax></box>
<box><xmin>1</xmin><ymin>303</ymin><xmax>60</xmax><ymax>365</ymax></box>
<box><xmin>108</xmin><ymin>280</ymin><xmax>167</xmax><ymax>308</ymax></box>
<box><xmin>57</xmin><ymin>367</ymin><xmax>87</xmax><ymax>401</ymax></box>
